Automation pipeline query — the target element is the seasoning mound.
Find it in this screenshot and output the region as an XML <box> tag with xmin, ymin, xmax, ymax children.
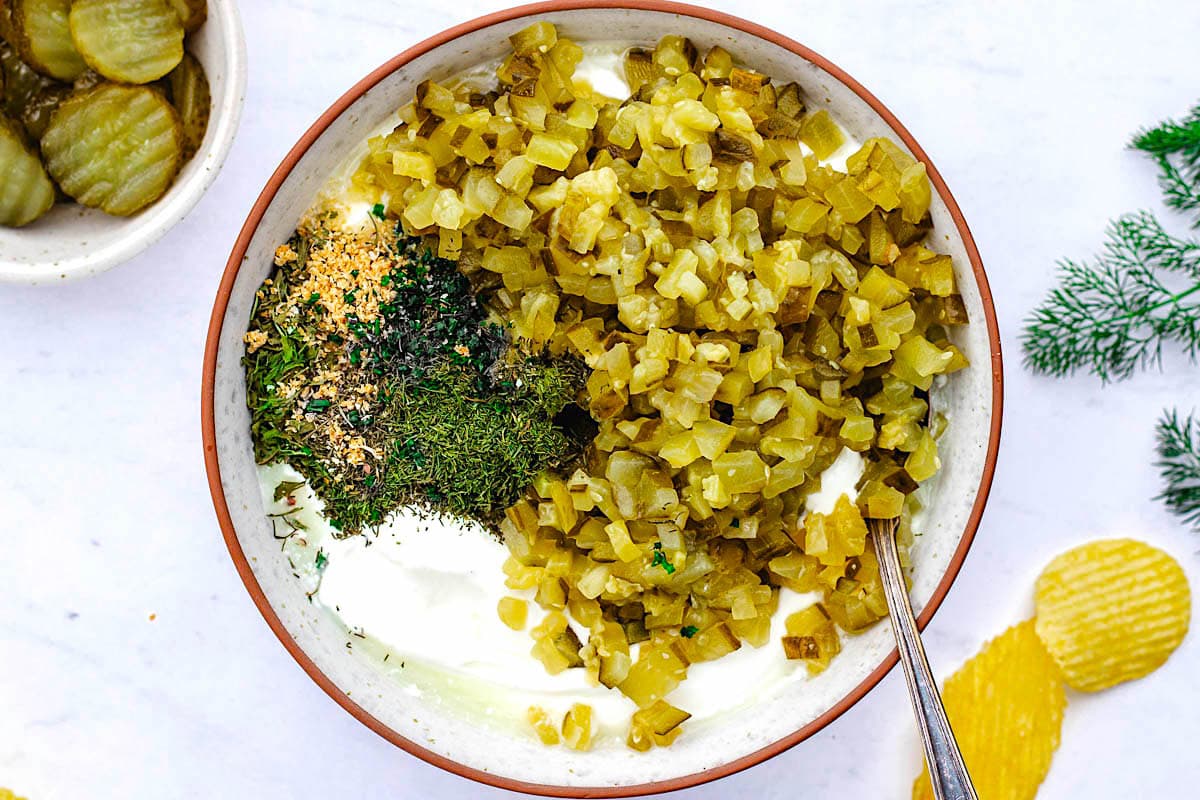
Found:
<box><xmin>244</xmin><ymin>220</ymin><xmax>589</xmax><ymax>533</ymax></box>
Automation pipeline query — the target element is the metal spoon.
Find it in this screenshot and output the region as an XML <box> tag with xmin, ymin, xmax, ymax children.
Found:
<box><xmin>867</xmin><ymin>516</ymin><xmax>978</xmax><ymax>800</ymax></box>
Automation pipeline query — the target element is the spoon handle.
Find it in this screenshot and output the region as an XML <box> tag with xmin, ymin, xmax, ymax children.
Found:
<box><xmin>871</xmin><ymin>519</ymin><xmax>978</xmax><ymax>800</ymax></box>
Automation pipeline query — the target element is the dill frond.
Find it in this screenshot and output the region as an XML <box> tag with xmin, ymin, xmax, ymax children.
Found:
<box><xmin>1131</xmin><ymin>104</ymin><xmax>1200</xmax><ymax>225</ymax></box>
<box><xmin>1156</xmin><ymin>409</ymin><xmax>1200</xmax><ymax>530</ymax></box>
<box><xmin>1021</xmin><ymin>211</ymin><xmax>1200</xmax><ymax>381</ymax></box>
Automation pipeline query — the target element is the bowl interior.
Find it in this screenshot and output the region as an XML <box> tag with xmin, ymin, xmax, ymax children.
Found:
<box><xmin>0</xmin><ymin>0</ymin><xmax>246</xmax><ymax>284</ymax></box>
<box><xmin>208</xmin><ymin>5</ymin><xmax>997</xmax><ymax>793</ymax></box>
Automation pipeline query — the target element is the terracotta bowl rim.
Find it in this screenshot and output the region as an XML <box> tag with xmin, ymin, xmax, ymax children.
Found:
<box><xmin>201</xmin><ymin>1</ymin><xmax>1003</xmax><ymax>795</ymax></box>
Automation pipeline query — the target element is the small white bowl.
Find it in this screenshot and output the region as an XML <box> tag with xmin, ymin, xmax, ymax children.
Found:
<box><xmin>0</xmin><ymin>0</ymin><xmax>246</xmax><ymax>284</ymax></box>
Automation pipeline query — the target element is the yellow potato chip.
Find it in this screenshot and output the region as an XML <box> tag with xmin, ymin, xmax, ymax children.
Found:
<box><xmin>913</xmin><ymin>620</ymin><xmax>1065</xmax><ymax>800</ymax></box>
<box><xmin>1034</xmin><ymin>538</ymin><xmax>1191</xmax><ymax>692</ymax></box>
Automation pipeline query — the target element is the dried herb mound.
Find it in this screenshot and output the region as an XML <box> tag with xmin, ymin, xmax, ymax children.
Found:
<box><xmin>359</xmin><ymin>359</ymin><xmax>589</xmax><ymax>527</ymax></box>
<box><xmin>244</xmin><ymin>224</ymin><xmax>590</xmax><ymax>534</ymax></box>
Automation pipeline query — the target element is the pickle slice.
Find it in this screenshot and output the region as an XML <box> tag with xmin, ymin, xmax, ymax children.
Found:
<box><xmin>0</xmin><ymin>114</ymin><xmax>55</xmax><ymax>226</ymax></box>
<box><xmin>71</xmin><ymin>68</ymin><xmax>103</xmax><ymax>92</ymax></box>
<box><xmin>11</xmin><ymin>0</ymin><xmax>86</xmax><ymax>81</ymax></box>
<box><xmin>69</xmin><ymin>0</ymin><xmax>183</xmax><ymax>85</ymax></box>
<box><xmin>166</xmin><ymin>51</ymin><xmax>208</xmax><ymax>161</ymax></box>
<box><xmin>18</xmin><ymin>80</ymin><xmax>66</xmax><ymax>138</ymax></box>
<box><xmin>2</xmin><ymin>37</ymin><xmax>57</xmax><ymax>134</ymax></box>
<box><xmin>166</xmin><ymin>0</ymin><xmax>206</xmax><ymax>34</ymax></box>
<box><xmin>0</xmin><ymin>0</ymin><xmax>16</xmax><ymax>42</ymax></box>
<box><xmin>41</xmin><ymin>84</ymin><xmax>183</xmax><ymax>215</ymax></box>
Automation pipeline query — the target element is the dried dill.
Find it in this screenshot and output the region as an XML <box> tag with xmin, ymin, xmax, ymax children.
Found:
<box><xmin>328</xmin><ymin>360</ymin><xmax>588</xmax><ymax>530</ymax></box>
<box><xmin>243</xmin><ymin>223</ymin><xmax>590</xmax><ymax>534</ymax></box>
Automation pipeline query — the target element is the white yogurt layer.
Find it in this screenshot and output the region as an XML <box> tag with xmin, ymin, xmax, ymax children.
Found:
<box><xmin>259</xmin><ymin>449</ymin><xmax>863</xmax><ymax>742</ymax></box>
<box><xmin>805</xmin><ymin>448</ymin><xmax>866</xmax><ymax>515</ymax></box>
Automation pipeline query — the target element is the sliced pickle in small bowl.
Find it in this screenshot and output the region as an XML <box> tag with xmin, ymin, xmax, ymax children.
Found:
<box><xmin>1</xmin><ymin>36</ymin><xmax>58</xmax><ymax>125</ymax></box>
<box><xmin>9</xmin><ymin>0</ymin><xmax>86</xmax><ymax>81</ymax></box>
<box><xmin>166</xmin><ymin>51</ymin><xmax>209</xmax><ymax>161</ymax></box>
<box><xmin>41</xmin><ymin>83</ymin><xmax>183</xmax><ymax>216</ymax></box>
<box><xmin>166</xmin><ymin>0</ymin><xmax>206</xmax><ymax>34</ymax></box>
<box><xmin>69</xmin><ymin>0</ymin><xmax>183</xmax><ymax>85</ymax></box>
<box><xmin>17</xmin><ymin>80</ymin><xmax>67</xmax><ymax>138</ymax></box>
<box><xmin>0</xmin><ymin>113</ymin><xmax>55</xmax><ymax>225</ymax></box>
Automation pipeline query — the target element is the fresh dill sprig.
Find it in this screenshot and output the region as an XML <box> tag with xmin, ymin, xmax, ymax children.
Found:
<box><xmin>1131</xmin><ymin>104</ymin><xmax>1200</xmax><ymax>225</ymax></box>
<box><xmin>1021</xmin><ymin>211</ymin><xmax>1200</xmax><ymax>381</ymax></box>
<box><xmin>1156</xmin><ymin>409</ymin><xmax>1200</xmax><ymax>530</ymax></box>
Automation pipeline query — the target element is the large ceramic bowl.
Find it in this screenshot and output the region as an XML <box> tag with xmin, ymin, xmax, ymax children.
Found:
<box><xmin>202</xmin><ymin>2</ymin><xmax>1002</xmax><ymax>795</ymax></box>
<box><xmin>0</xmin><ymin>0</ymin><xmax>246</xmax><ymax>284</ymax></box>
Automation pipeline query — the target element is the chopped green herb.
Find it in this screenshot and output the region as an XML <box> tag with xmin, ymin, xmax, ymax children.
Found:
<box><xmin>1157</xmin><ymin>409</ymin><xmax>1200</xmax><ymax>530</ymax></box>
<box><xmin>680</xmin><ymin>625</ymin><xmax>698</xmax><ymax>638</ymax></box>
<box><xmin>651</xmin><ymin>547</ymin><xmax>676</xmax><ymax>574</ymax></box>
<box><xmin>273</xmin><ymin>479</ymin><xmax>305</xmax><ymax>502</ymax></box>
<box><xmin>305</xmin><ymin>292</ymin><xmax>320</xmax><ymax>306</ymax></box>
<box><xmin>314</xmin><ymin>549</ymin><xmax>328</xmax><ymax>570</ymax></box>
<box><xmin>305</xmin><ymin>399</ymin><xmax>333</xmax><ymax>412</ymax></box>
<box><xmin>371</xmin><ymin>203</ymin><xmax>386</xmax><ymax>219</ymax></box>
<box><xmin>1131</xmin><ymin>103</ymin><xmax>1200</xmax><ymax>225</ymax></box>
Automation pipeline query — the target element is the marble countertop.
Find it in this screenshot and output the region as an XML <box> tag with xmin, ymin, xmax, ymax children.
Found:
<box><xmin>3</xmin><ymin>0</ymin><xmax>1199</xmax><ymax>797</ymax></box>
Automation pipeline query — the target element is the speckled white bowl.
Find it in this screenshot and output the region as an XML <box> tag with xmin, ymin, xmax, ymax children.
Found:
<box><xmin>0</xmin><ymin>0</ymin><xmax>246</xmax><ymax>284</ymax></box>
<box><xmin>203</xmin><ymin>2</ymin><xmax>1002</xmax><ymax>795</ymax></box>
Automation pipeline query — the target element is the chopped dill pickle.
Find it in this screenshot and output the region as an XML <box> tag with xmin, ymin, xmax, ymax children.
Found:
<box><xmin>508</xmin><ymin>20</ymin><xmax>556</xmax><ymax>56</ymax></box>
<box><xmin>526</xmin><ymin>706</ymin><xmax>561</xmax><ymax>745</ymax></box>
<box><xmin>561</xmin><ymin>703</ymin><xmax>593</xmax><ymax>751</ymax></box>
<box><xmin>801</xmin><ymin>109</ymin><xmax>846</xmax><ymax>160</ymax></box>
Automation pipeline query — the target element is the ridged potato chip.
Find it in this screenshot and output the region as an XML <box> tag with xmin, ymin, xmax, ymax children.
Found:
<box><xmin>1034</xmin><ymin>538</ymin><xmax>1191</xmax><ymax>692</ymax></box>
<box><xmin>913</xmin><ymin>621</ymin><xmax>1066</xmax><ymax>800</ymax></box>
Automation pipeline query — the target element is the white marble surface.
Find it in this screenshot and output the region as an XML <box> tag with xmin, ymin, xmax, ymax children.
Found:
<box><xmin>2</xmin><ymin>0</ymin><xmax>1199</xmax><ymax>797</ymax></box>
